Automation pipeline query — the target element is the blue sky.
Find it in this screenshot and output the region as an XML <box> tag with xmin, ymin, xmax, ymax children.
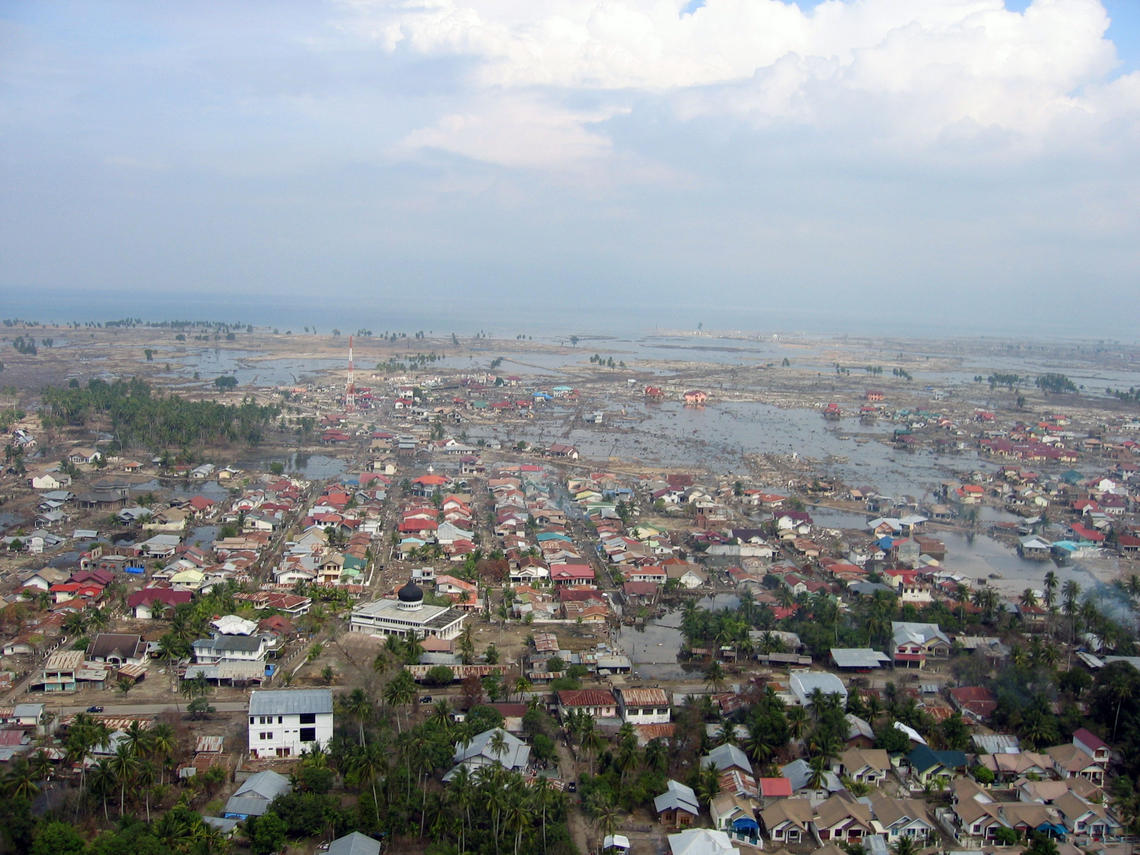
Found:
<box><xmin>2</xmin><ymin>1</ymin><xmax>1139</xmax><ymax>335</ymax></box>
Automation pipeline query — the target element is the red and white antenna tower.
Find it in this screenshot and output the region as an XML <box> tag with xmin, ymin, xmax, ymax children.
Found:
<box><xmin>345</xmin><ymin>335</ymin><xmax>356</xmax><ymax>412</ymax></box>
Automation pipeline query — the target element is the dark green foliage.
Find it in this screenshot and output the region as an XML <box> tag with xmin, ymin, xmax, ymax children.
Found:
<box><xmin>874</xmin><ymin>721</ymin><xmax>912</xmax><ymax>754</ymax></box>
<box><xmin>40</xmin><ymin>377</ymin><xmax>280</xmax><ymax>450</ymax></box>
<box><xmin>294</xmin><ymin>763</ymin><xmax>335</xmax><ymax>794</ymax></box>
<box><xmin>246</xmin><ymin>811</ymin><xmax>287</xmax><ymax>855</ymax></box>
<box><xmin>31</xmin><ymin>821</ymin><xmax>86</xmax><ymax>855</ymax></box>
<box><xmin>1035</xmin><ymin>373</ymin><xmax>1077</xmax><ymax>394</ymax></box>
<box><xmin>265</xmin><ymin>791</ymin><xmax>349</xmax><ymax>838</ymax></box>
<box><xmin>424</xmin><ymin>665</ymin><xmax>455</xmax><ymax>686</ymax></box>
<box><xmin>464</xmin><ymin>705</ymin><xmax>504</xmax><ymax>734</ymax></box>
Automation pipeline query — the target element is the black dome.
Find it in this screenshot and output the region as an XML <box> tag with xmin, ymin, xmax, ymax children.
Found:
<box><xmin>397</xmin><ymin>581</ymin><xmax>424</xmax><ymax>602</ymax></box>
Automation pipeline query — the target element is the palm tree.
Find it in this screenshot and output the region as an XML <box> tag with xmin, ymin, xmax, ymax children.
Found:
<box><xmin>582</xmin><ymin>725</ymin><xmax>604</xmax><ymax>775</ymax></box>
<box><xmin>513</xmin><ymin>675</ymin><xmax>532</xmax><ymax>701</ymax></box>
<box><xmin>744</xmin><ymin>721</ymin><xmax>776</xmax><ymax>767</ymax></box>
<box><xmin>1062</xmin><ymin>580</ymin><xmax>1080</xmax><ymax>642</ymax></box>
<box><xmin>1105</xmin><ymin>665</ymin><xmax>1132</xmax><ymax>740</ymax></box>
<box><xmin>348</xmin><ymin>740</ymin><xmax>388</xmax><ymax>827</ymax></box>
<box><xmin>892</xmin><ymin>834</ymin><xmax>919</xmax><ymax>855</ymax></box>
<box><xmin>806</xmin><ymin>753</ymin><xmax>830</xmax><ymax>790</ymax></box>
<box><xmin>110</xmin><ymin>740</ymin><xmax>140</xmax><ymax>816</ymax></box>
<box><xmin>585</xmin><ymin>787</ymin><xmax>621</xmax><ymax>850</ymax></box>
<box><xmin>66</xmin><ymin>712</ymin><xmax>109</xmax><ymax>819</ymax></box>
<box><xmin>339</xmin><ymin>687</ymin><xmax>372</xmax><ymax>746</ymax></box>
<box><xmin>447</xmin><ymin>764</ymin><xmax>476</xmax><ymax>854</ymax></box>
<box><xmin>787</xmin><ymin>706</ymin><xmax>808</xmax><ymax>741</ymax></box>
<box><xmin>430</xmin><ymin>698</ymin><xmax>452</xmax><ymax>729</ymax></box>
<box><xmin>383</xmin><ymin>669</ymin><xmax>416</xmax><ymax>732</ymax></box>
<box><xmin>1</xmin><ymin>755</ymin><xmax>39</xmax><ymax>800</ymax></box>
<box><xmin>149</xmin><ymin>721</ymin><xmax>176</xmax><ymax>786</ymax></box>
<box><xmin>714</xmin><ymin>718</ymin><xmax>737</xmax><ymax>746</ymax></box>
<box><xmin>88</xmin><ymin>757</ymin><xmax>115</xmax><ymax>821</ymax></box>
<box><xmin>1020</xmin><ymin>588</ymin><xmax>1038</xmax><ymax>610</ymax></box>
<box><xmin>122</xmin><ymin>719</ymin><xmax>150</xmax><ymax>760</ymax></box>
<box><xmin>1043</xmin><ymin>571</ymin><xmax>1058</xmax><ymax>611</ymax></box>
<box><xmin>705</xmin><ymin>660</ymin><xmax>726</xmax><ymax>693</ymax></box>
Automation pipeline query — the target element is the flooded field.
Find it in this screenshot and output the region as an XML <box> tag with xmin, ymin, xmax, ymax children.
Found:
<box><xmin>619</xmin><ymin>594</ymin><xmax>740</xmax><ymax>681</ymax></box>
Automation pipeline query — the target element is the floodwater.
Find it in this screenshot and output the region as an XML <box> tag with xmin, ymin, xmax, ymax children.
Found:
<box><xmin>468</xmin><ymin>400</ymin><xmax>982</xmax><ymax>496</ymax></box>
<box><xmin>619</xmin><ymin>594</ymin><xmax>740</xmax><ymax>680</ymax></box>
<box><xmin>187</xmin><ymin>525</ymin><xmax>218</xmax><ymax>548</ymax></box>
<box><xmin>238</xmin><ymin>453</ymin><xmax>347</xmax><ymax>480</ymax></box>
<box><xmin>165</xmin><ymin>348</ymin><xmax>343</xmax><ymax>386</ymax></box>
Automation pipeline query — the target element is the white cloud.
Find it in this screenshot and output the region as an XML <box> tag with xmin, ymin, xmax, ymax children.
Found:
<box><xmin>400</xmin><ymin>93</ymin><xmax>623</xmax><ymax>168</ymax></box>
<box><xmin>339</xmin><ymin>0</ymin><xmax>1136</xmax><ymax>164</ymax></box>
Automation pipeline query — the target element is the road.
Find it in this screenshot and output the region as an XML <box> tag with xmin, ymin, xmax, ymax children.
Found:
<box><xmin>54</xmin><ymin>701</ymin><xmax>250</xmax><ymax>716</ymax></box>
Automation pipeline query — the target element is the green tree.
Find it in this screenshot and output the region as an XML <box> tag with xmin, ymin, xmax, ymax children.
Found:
<box><xmin>31</xmin><ymin>821</ymin><xmax>87</xmax><ymax>855</ymax></box>
<box><xmin>247</xmin><ymin>811</ymin><xmax>287</xmax><ymax>855</ymax></box>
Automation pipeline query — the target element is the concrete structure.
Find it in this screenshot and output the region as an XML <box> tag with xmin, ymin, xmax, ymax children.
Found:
<box><xmin>247</xmin><ymin>688</ymin><xmax>333</xmax><ymax>759</ymax></box>
<box><xmin>349</xmin><ymin>581</ymin><xmax>467</xmax><ymax>640</ymax></box>
<box><xmin>617</xmin><ymin>687</ymin><xmax>671</xmax><ymax>725</ymax></box>
<box><xmin>789</xmin><ymin>671</ymin><xmax>849</xmax><ymax>708</ymax></box>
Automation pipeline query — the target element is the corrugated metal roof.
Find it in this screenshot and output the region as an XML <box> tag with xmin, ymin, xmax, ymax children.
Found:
<box><xmin>248</xmin><ymin>688</ymin><xmax>333</xmax><ymax>716</ymax></box>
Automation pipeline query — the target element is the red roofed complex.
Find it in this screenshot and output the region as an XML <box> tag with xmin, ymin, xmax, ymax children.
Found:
<box><xmin>556</xmin><ymin>689</ymin><xmax>618</xmax><ymax>719</ymax></box>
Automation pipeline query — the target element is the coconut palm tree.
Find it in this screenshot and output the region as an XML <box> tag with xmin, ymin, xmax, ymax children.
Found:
<box><xmin>1043</xmin><ymin>571</ymin><xmax>1058</xmax><ymax>611</ymax></box>
<box><xmin>339</xmin><ymin>687</ymin><xmax>372</xmax><ymax>746</ymax></box>
<box><xmin>110</xmin><ymin>741</ymin><xmax>140</xmax><ymax>816</ymax></box>
<box><xmin>1</xmin><ymin>755</ymin><xmax>39</xmax><ymax>800</ymax></box>
<box><xmin>149</xmin><ymin>721</ymin><xmax>175</xmax><ymax>785</ymax></box>
<box><xmin>745</xmin><ymin>721</ymin><xmax>776</xmax><ymax>767</ymax></box>
<box><xmin>1062</xmin><ymin>580</ymin><xmax>1081</xmax><ymax>641</ymax></box>
<box><xmin>705</xmin><ymin>660</ymin><xmax>726</xmax><ymax>693</ymax></box>
<box><xmin>348</xmin><ymin>740</ymin><xmax>388</xmax><ymax>827</ymax></box>
<box><xmin>787</xmin><ymin>706</ymin><xmax>808</xmax><ymax>741</ymax></box>
<box><xmin>383</xmin><ymin>669</ymin><xmax>416</xmax><ymax>732</ymax></box>
<box><xmin>88</xmin><ymin>757</ymin><xmax>115</xmax><ymax>821</ymax></box>
<box><xmin>806</xmin><ymin>754</ymin><xmax>830</xmax><ymax>790</ymax></box>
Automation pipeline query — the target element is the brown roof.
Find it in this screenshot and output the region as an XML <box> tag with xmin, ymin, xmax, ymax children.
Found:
<box><xmin>557</xmin><ymin>689</ymin><xmax>617</xmax><ymax>708</ymax></box>
<box><xmin>620</xmin><ymin>687</ymin><xmax>669</xmax><ymax>707</ymax></box>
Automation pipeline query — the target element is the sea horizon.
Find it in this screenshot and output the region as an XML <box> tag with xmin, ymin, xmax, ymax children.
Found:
<box><xmin>3</xmin><ymin>286</ymin><xmax>1138</xmax><ymax>345</ymax></box>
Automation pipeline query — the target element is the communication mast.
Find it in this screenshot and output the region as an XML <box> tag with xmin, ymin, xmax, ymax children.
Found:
<box><xmin>345</xmin><ymin>335</ymin><xmax>356</xmax><ymax>412</ymax></box>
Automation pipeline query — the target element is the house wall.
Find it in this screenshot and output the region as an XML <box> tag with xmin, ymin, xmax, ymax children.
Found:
<box><xmin>248</xmin><ymin>711</ymin><xmax>333</xmax><ymax>758</ymax></box>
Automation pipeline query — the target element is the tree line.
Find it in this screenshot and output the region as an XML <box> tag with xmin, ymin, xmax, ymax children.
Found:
<box><xmin>40</xmin><ymin>377</ymin><xmax>281</xmax><ymax>450</ymax></box>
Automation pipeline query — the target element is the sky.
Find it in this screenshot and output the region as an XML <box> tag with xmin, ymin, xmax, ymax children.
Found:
<box><xmin>2</xmin><ymin>0</ymin><xmax>1139</xmax><ymax>336</ymax></box>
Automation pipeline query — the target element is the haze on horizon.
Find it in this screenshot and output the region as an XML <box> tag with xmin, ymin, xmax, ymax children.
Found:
<box><xmin>2</xmin><ymin>1</ymin><xmax>1139</xmax><ymax>337</ymax></box>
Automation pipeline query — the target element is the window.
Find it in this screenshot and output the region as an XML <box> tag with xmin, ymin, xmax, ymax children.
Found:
<box><xmin>299</xmin><ymin>712</ymin><xmax>316</xmax><ymax>724</ymax></box>
<box><xmin>260</xmin><ymin>732</ymin><xmax>271</xmax><ymax>740</ymax></box>
<box><xmin>299</xmin><ymin>727</ymin><xmax>316</xmax><ymax>743</ymax></box>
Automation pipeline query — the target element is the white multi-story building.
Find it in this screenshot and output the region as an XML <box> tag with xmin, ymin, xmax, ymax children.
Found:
<box><xmin>247</xmin><ymin>688</ymin><xmax>334</xmax><ymax>759</ymax></box>
<box><xmin>617</xmin><ymin>687</ymin><xmax>671</xmax><ymax>725</ymax></box>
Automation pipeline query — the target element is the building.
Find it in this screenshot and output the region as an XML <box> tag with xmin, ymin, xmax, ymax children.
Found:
<box><xmin>617</xmin><ymin>687</ymin><xmax>671</xmax><ymax>725</ymax></box>
<box><xmin>222</xmin><ymin>770</ymin><xmax>292</xmax><ymax>818</ymax></box>
<box><xmin>789</xmin><ymin>671</ymin><xmax>849</xmax><ymax>708</ymax></box>
<box><xmin>327</xmin><ymin>832</ymin><xmax>381</xmax><ymax>855</ymax></box>
<box><xmin>349</xmin><ymin>581</ymin><xmax>467</xmax><ymax>641</ymax></box>
<box><xmin>247</xmin><ymin>688</ymin><xmax>333</xmax><ymax>759</ymax></box>
<box><xmin>890</xmin><ymin>621</ymin><xmax>951</xmax><ymax>668</ymax></box>
<box><xmin>556</xmin><ymin>688</ymin><xmax>618</xmax><ymax>719</ymax></box>
<box><xmin>655</xmin><ymin>779</ymin><xmax>700</xmax><ymax>829</ymax></box>
<box><xmin>86</xmin><ymin>633</ymin><xmax>148</xmax><ymax>665</ymax></box>
<box><xmin>446</xmin><ymin>727</ymin><xmax>530</xmax><ymax>778</ymax></box>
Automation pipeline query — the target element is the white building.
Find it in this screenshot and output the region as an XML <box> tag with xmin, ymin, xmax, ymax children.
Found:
<box><xmin>618</xmin><ymin>687</ymin><xmax>671</xmax><ymax>725</ymax></box>
<box><xmin>789</xmin><ymin>671</ymin><xmax>848</xmax><ymax>708</ymax></box>
<box><xmin>349</xmin><ymin>581</ymin><xmax>467</xmax><ymax>640</ymax></box>
<box><xmin>247</xmin><ymin>688</ymin><xmax>334</xmax><ymax>759</ymax></box>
